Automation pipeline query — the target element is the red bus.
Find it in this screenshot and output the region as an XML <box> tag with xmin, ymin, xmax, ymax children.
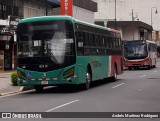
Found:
<box><xmin>124</xmin><ymin>40</ymin><xmax>157</xmax><ymax>70</ymax></box>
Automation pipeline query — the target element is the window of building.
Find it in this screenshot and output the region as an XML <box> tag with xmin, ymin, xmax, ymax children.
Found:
<box><xmin>24</xmin><ymin>0</ymin><xmax>51</xmax><ymax>18</ymax></box>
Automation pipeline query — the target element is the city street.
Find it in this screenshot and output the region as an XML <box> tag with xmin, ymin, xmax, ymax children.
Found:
<box><xmin>1</xmin><ymin>0</ymin><xmax>160</xmax><ymax>120</ymax></box>
<box><xmin>0</xmin><ymin>61</ymin><xmax>160</xmax><ymax>120</ymax></box>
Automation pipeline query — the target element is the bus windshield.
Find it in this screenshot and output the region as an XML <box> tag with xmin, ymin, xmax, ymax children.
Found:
<box><xmin>17</xmin><ymin>20</ymin><xmax>76</xmax><ymax>71</ymax></box>
<box><xmin>124</xmin><ymin>41</ymin><xmax>148</xmax><ymax>60</ymax></box>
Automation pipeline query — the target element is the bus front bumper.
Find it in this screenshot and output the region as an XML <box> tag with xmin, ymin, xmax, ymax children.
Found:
<box><xmin>18</xmin><ymin>75</ymin><xmax>78</xmax><ymax>86</ymax></box>
<box><xmin>124</xmin><ymin>61</ymin><xmax>150</xmax><ymax>68</ymax></box>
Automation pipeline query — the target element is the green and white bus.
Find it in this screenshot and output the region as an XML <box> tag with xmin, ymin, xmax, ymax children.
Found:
<box><xmin>17</xmin><ymin>16</ymin><xmax>123</xmax><ymax>92</ymax></box>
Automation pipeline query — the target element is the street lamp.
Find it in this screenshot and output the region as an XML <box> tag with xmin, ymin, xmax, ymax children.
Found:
<box><xmin>151</xmin><ymin>7</ymin><xmax>158</xmax><ymax>26</ymax></box>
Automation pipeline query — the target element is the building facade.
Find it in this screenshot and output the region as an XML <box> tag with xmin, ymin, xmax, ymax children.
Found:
<box><xmin>0</xmin><ymin>0</ymin><xmax>97</xmax><ymax>71</ymax></box>
<box><xmin>93</xmin><ymin>0</ymin><xmax>160</xmax><ymax>31</ymax></box>
<box><xmin>0</xmin><ymin>0</ymin><xmax>60</xmax><ymax>71</ymax></box>
<box><xmin>23</xmin><ymin>0</ymin><xmax>60</xmax><ymax>18</ymax></box>
<box><xmin>107</xmin><ymin>21</ymin><xmax>153</xmax><ymax>41</ymax></box>
<box><xmin>53</xmin><ymin>0</ymin><xmax>97</xmax><ymax>23</ymax></box>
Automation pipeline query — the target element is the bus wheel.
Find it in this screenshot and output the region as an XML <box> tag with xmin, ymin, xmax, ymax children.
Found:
<box><xmin>84</xmin><ymin>69</ymin><xmax>91</xmax><ymax>90</ymax></box>
<box><xmin>147</xmin><ymin>65</ymin><xmax>151</xmax><ymax>70</ymax></box>
<box><xmin>128</xmin><ymin>67</ymin><xmax>132</xmax><ymax>70</ymax></box>
<box><xmin>34</xmin><ymin>85</ymin><xmax>44</xmax><ymax>92</ymax></box>
<box><xmin>111</xmin><ymin>66</ymin><xmax>117</xmax><ymax>82</ymax></box>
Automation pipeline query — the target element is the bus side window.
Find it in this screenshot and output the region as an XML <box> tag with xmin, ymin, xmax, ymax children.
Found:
<box><xmin>148</xmin><ymin>44</ymin><xmax>151</xmax><ymax>51</ymax></box>
<box><xmin>76</xmin><ymin>31</ymin><xmax>84</xmax><ymax>55</ymax></box>
<box><xmin>89</xmin><ymin>33</ymin><xmax>93</xmax><ymax>46</ymax></box>
<box><xmin>151</xmin><ymin>44</ymin><xmax>153</xmax><ymax>52</ymax></box>
<box><xmin>112</xmin><ymin>37</ymin><xmax>116</xmax><ymax>49</ymax></box>
<box><xmin>105</xmin><ymin>36</ymin><xmax>109</xmax><ymax>48</ymax></box>
<box><xmin>83</xmin><ymin>32</ymin><xmax>90</xmax><ymax>55</ymax></box>
<box><xmin>102</xmin><ymin>36</ymin><xmax>105</xmax><ymax>47</ymax></box>
<box><xmin>84</xmin><ymin>32</ymin><xmax>90</xmax><ymax>46</ymax></box>
<box><xmin>91</xmin><ymin>34</ymin><xmax>95</xmax><ymax>46</ymax></box>
<box><xmin>116</xmin><ymin>38</ymin><xmax>119</xmax><ymax>49</ymax></box>
<box><xmin>154</xmin><ymin>44</ymin><xmax>157</xmax><ymax>52</ymax></box>
<box><xmin>100</xmin><ymin>35</ymin><xmax>105</xmax><ymax>55</ymax></box>
<box><xmin>95</xmin><ymin>35</ymin><xmax>100</xmax><ymax>47</ymax></box>
<box><xmin>110</xmin><ymin>37</ymin><xmax>113</xmax><ymax>49</ymax></box>
<box><xmin>114</xmin><ymin>38</ymin><xmax>118</xmax><ymax>49</ymax></box>
<box><xmin>119</xmin><ymin>39</ymin><xmax>121</xmax><ymax>49</ymax></box>
<box><xmin>152</xmin><ymin>44</ymin><xmax>154</xmax><ymax>52</ymax></box>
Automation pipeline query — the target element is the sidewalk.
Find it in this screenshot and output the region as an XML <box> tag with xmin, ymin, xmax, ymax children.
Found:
<box><xmin>0</xmin><ymin>71</ymin><xmax>21</xmax><ymax>96</ymax></box>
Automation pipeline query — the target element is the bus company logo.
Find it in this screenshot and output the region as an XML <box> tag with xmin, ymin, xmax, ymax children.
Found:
<box><xmin>27</xmin><ymin>72</ymin><xmax>32</xmax><ymax>78</ymax></box>
<box><xmin>42</xmin><ymin>73</ymin><xmax>46</xmax><ymax>78</ymax></box>
<box><xmin>2</xmin><ymin>113</ymin><xmax>12</xmax><ymax>118</ymax></box>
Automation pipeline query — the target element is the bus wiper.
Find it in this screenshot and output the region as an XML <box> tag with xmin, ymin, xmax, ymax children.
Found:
<box><xmin>47</xmin><ymin>50</ymin><xmax>59</xmax><ymax>64</ymax></box>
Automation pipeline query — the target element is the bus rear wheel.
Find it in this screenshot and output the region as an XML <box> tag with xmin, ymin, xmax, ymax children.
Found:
<box><xmin>83</xmin><ymin>69</ymin><xmax>91</xmax><ymax>90</ymax></box>
<box><xmin>128</xmin><ymin>67</ymin><xmax>132</xmax><ymax>70</ymax></box>
<box><xmin>147</xmin><ymin>65</ymin><xmax>151</xmax><ymax>70</ymax></box>
<box><xmin>111</xmin><ymin>66</ymin><xmax>117</xmax><ymax>82</ymax></box>
<box><xmin>153</xmin><ymin>65</ymin><xmax>156</xmax><ymax>68</ymax></box>
<box><xmin>34</xmin><ymin>85</ymin><xmax>44</xmax><ymax>92</ymax></box>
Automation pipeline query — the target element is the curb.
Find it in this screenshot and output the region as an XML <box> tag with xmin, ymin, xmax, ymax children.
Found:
<box><xmin>0</xmin><ymin>90</ymin><xmax>21</xmax><ymax>96</ymax></box>
<box><xmin>0</xmin><ymin>86</ymin><xmax>35</xmax><ymax>96</ymax></box>
<box><xmin>19</xmin><ymin>86</ymin><xmax>34</xmax><ymax>91</ymax></box>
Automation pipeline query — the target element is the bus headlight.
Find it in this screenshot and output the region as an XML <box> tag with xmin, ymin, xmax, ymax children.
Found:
<box><xmin>63</xmin><ymin>67</ymin><xmax>75</xmax><ymax>78</ymax></box>
<box><xmin>17</xmin><ymin>70</ymin><xmax>26</xmax><ymax>78</ymax></box>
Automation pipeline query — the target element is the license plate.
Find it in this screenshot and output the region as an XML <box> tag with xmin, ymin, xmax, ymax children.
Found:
<box><xmin>41</xmin><ymin>81</ymin><xmax>48</xmax><ymax>85</ymax></box>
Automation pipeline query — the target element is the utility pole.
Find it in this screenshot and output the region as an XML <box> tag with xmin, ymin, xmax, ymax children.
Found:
<box><xmin>132</xmin><ymin>9</ymin><xmax>134</xmax><ymax>21</ymax></box>
<box><xmin>115</xmin><ymin>0</ymin><xmax>117</xmax><ymax>29</ymax></box>
<box><xmin>46</xmin><ymin>0</ymin><xmax>48</xmax><ymax>16</ymax></box>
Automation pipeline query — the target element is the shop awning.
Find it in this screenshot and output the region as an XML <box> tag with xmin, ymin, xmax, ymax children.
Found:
<box><xmin>0</xmin><ymin>35</ymin><xmax>11</xmax><ymax>41</ymax></box>
<box><xmin>37</xmin><ymin>0</ymin><xmax>60</xmax><ymax>8</ymax></box>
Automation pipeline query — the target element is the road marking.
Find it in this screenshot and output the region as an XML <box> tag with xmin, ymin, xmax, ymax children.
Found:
<box><xmin>154</xmin><ymin>71</ymin><xmax>157</xmax><ymax>72</ymax></box>
<box><xmin>140</xmin><ymin>75</ymin><xmax>146</xmax><ymax>78</ymax></box>
<box><xmin>46</xmin><ymin>100</ymin><xmax>79</xmax><ymax>112</ymax></box>
<box><xmin>112</xmin><ymin>83</ymin><xmax>125</xmax><ymax>89</ymax></box>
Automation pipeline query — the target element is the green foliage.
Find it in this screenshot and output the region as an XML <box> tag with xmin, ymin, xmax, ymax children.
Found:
<box><xmin>11</xmin><ymin>72</ymin><xmax>18</xmax><ymax>86</ymax></box>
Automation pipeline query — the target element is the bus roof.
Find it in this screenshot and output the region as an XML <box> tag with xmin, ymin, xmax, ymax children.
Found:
<box><xmin>19</xmin><ymin>16</ymin><xmax>75</xmax><ymax>23</ymax></box>
<box><xmin>75</xmin><ymin>19</ymin><xmax>120</xmax><ymax>33</ymax></box>
<box><xmin>19</xmin><ymin>16</ymin><xmax>120</xmax><ymax>33</ymax></box>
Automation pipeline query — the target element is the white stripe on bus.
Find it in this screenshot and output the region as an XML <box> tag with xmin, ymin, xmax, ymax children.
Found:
<box><xmin>108</xmin><ymin>56</ymin><xmax>111</xmax><ymax>77</ymax></box>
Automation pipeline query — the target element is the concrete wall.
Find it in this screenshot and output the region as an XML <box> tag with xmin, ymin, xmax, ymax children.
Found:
<box><xmin>122</xmin><ymin>26</ymin><xmax>139</xmax><ymax>40</ymax></box>
<box><xmin>53</xmin><ymin>6</ymin><xmax>95</xmax><ymax>24</ymax></box>
<box><xmin>23</xmin><ymin>0</ymin><xmax>53</xmax><ymax>18</ymax></box>
<box><xmin>73</xmin><ymin>6</ymin><xmax>95</xmax><ymax>23</ymax></box>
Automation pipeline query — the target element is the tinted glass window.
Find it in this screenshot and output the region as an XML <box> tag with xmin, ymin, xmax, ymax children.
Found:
<box><xmin>17</xmin><ymin>20</ymin><xmax>76</xmax><ymax>72</ymax></box>
<box><xmin>124</xmin><ymin>41</ymin><xmax>148</xmax><ymax>60</ymax></box>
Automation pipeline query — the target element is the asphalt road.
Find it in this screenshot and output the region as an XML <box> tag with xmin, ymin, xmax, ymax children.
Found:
<box><xmin>0</xmin><ymin>62</ymin><xmax>160</xmax><ymax>121</ymax></box>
